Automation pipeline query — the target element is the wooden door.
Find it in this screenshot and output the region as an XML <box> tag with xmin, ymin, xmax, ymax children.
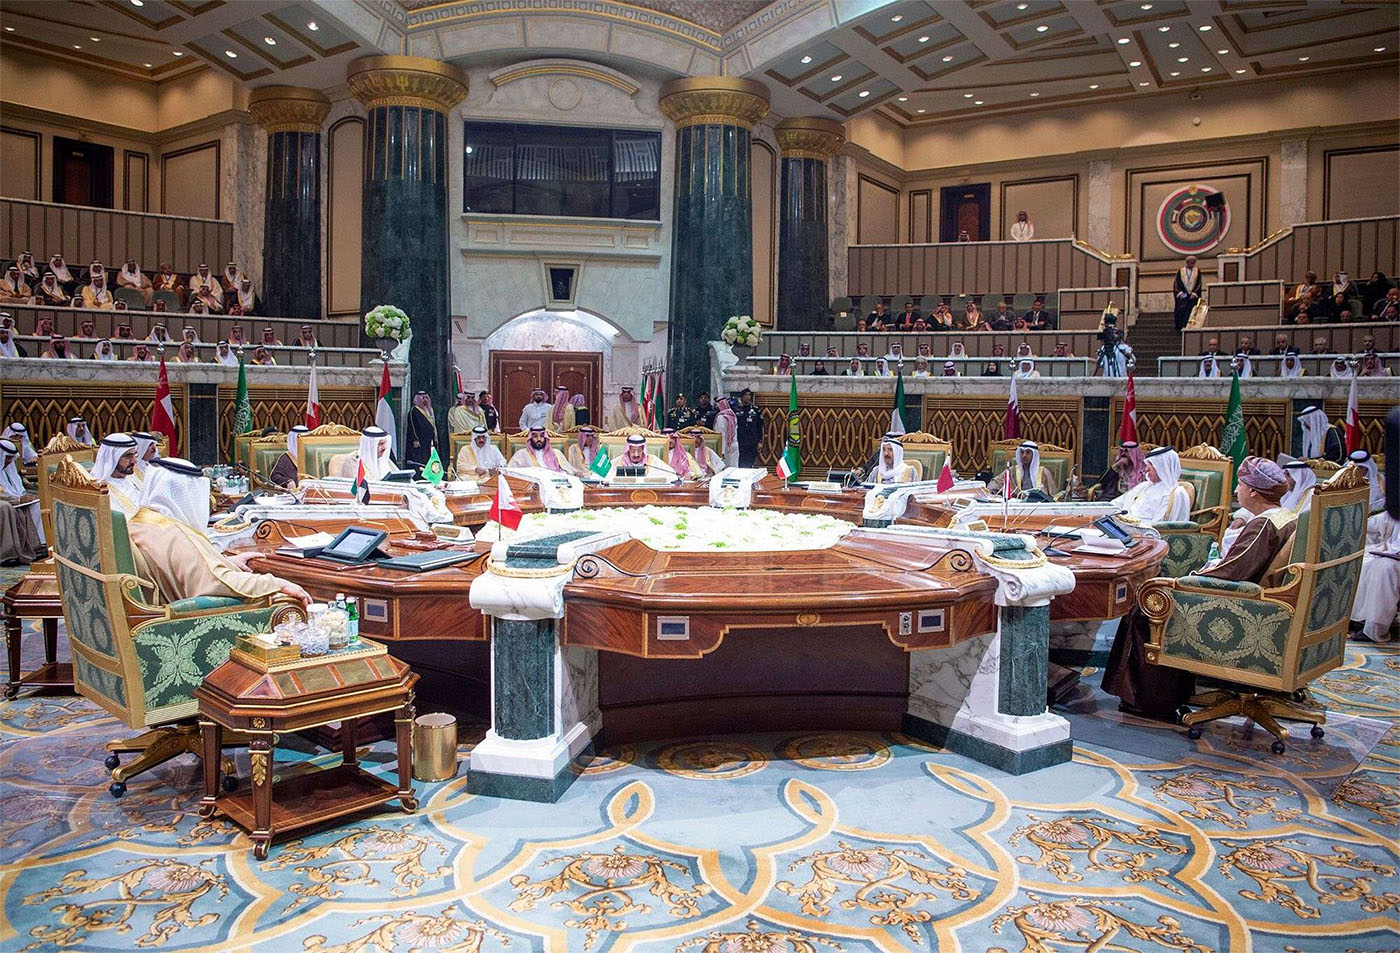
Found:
<box><xmin>939</xmin><ymin>183</ymin><xmax>990</xmax><ymax>242</ymax></box>
<box><xmin>490</xmin><ymin>350</ymin><xmax>601</xmax><ymax>431</ymax></box>
<box><xmin>52</xmin><ymin>137</ymin><xmax>114</xmax><ymax>209</ymax></box>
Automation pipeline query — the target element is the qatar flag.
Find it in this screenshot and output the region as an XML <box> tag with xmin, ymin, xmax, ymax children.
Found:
<box><xmin>150</xmin><ymin>353</ymin><xmax>178</xmax><ymax>456</ymax></box>
<box><xmin>489</xmin><ymin>476</ymin><xmax>522</xmax><ymax>531</ymax></box>
<box><xmin>305</xmin><ymin>359</ymin><xmax>322</xmax><ymax>429</ymax></box>
<box><xmin>1119</xmin><ymin>373</ymin><xmax>1138</xmax><ymax>444</ymax></box>
<box><xmin>1344</xmin><ymin>376</ymin><xmax>1362</xmax><ymax>454</ymax></box>
<box><xmin>936</xmin><ymin>460</ymin><xmax>954</xmax><ymax>492</ymax></box>
<box><xmin>1003</xmin><ymin>374</ymin><xmax>1020</xmax><ymax>440</ymax></box>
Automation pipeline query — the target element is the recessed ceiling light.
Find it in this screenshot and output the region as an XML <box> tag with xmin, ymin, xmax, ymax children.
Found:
<box><xmin>172</xmin><ymin>50</ymin><xmax>183</xmax><ymax>56</ymax></box>
<box><xmin>1089</xmin><ymin>83</ymin><xmax>1099</xmax><ymax>89</ymax></box>
<box><xmin>1129</xmin><ymin>60</ymin><xmax>1141</xmax><ymax>67</ymax></box>
<box><xmin>942</xmin><ymin>54</ymin><xmax>954</xmax><ymax>62</ymax></box>
<box><xmin>130</xmin><ymin>0</ymin><xmax>143</xmax><ymax>5</ymax></box>
<box><xmin>1158</xmin><ymin>25</ymin><xmax>1170</xmax><ymax>32</ymax></box>
<box><xmin>1198</xmin><ymin>24</ymin><xmax>1212</xmax><ymax>31</ymax></box>
<box><xmin>464</xmin><ymin>145</ymin><xmax>473</xmax><ymax>154</ymax></box>
<box><xmin>1035</xmin><ymin>24</ymin><xmax>1048</xmax><ymax>32</ymax></box>
<box><xmin>89</xmin><ymin>36</ymin><xmax>100</xmax><ymax>42</ymax></box>
<box><xmin>1217</xmin><ymin>49</ymin><xmax>1228</xmax><ymax>54</ymax></box>
<box><xmin>143</xmin><ymin>62</ymin><xmax>152</xmax><ymax>67</ymax></box>
<box><xmin>263</xmin><ymin>36</ymin><xmax>276</xmax><ymax>45</ymax></box>
<box><xmin>897</xmin><ymin>95</ymin><xmax>908</xmax><ymax>101</ymax></box>
<box><xmin>3</xmin><ymin>26</ymin><xmax>13</xmax><ymax>32</ymax></box>
<box><xmin>1201</xmin><ymin>67</ymin><xmax>1211</xmax><ymax>72</ymax></box>
<box><xmin>890</xmin><ymin>14</ymin><xmax>903</xmax><ymax>21</ymax></box>
<box><xmin>1235</xmin><ymin>68</ymin><xmax>1246</xmax><ymax>73</ymax></box>
<box><xmin>306</xmin><ymin>21</ymin><xmax>318</xmax><ymax>31</ymax></box>
<box><xmin>1017</xmin><ymin>2</ymin><xmax>1028</xmax><ymax>8</ymax></box>
<box><xmin>963</xmin><ymin>92</ymin><xmax>974</xmax><ymax>97</ymax></box>
<box><xmin>1376</xmin><ymin>47</ymin><xmax>1387</xmax><ymax>52</ymax></box>
<box><xmin>1030</xmin><ymin>91</ymin><xmax>1040</xmax><ymax>96</ymax></box>
<box><xmin>72</xmin><ymin>44</ymin><xmax>81</xmax><ymax>49</ymax></box>
<box><xmin>918</xmin><ymin>35</ymin><xmax>929</xmax><ymax>43</ymax></box>
<box><xmin>800</xmin><ymin>55</ymin><xmax>812</xmax><ymax>64</ymax></box>
<box><xmin>1177</xmin><ymin>56</ymin><xmax>1189</xmax><ymax>62</ymax></box>
<box><xmin>224</xmin><ymin>49</ymin><xmax>238</xmax><ymax>58</ymax></box>
<box><xmin>1140</xmin><ymin>2</ymin><xmax>1153</xmax><ymax>8</ymax></box>
<box><xmin>1169</xmin><ymin>70</ymin><xmax>1180</xmax><ymax>76</ymax></box>
<box><xmin>1168</xmin><ymin>41</ymin><xmax>1179</xmax><ymax>48</ymax></box>
<box><xmin>858</xmin><ymin>90</ymin><xmax>870</xmax><ymax>97</ymax></box>
<box><xmin>974</xmin><ymin>99</ymin><xmax>983</xmax><ymax>104</ymax></box>
<box><xmin>830</xmin><ymin>74</ymin><xmax>842</xmax><ymax>81</ymax></box>
<box><xmin>1117</xmin><ymin>37</ymin><xmax>1130</xmax><ymax>44</ymax></box>
<box><xmin>1298</xmin><ymin>55</ymin><xmax>1310</xmax><ymax>61</ymax></box>
<box><xmin>1139</xmin><ymin>81</ymin><xmax>1149</xmax><ymax>85</ymax></box>
<box><xmin>917</xmin><ymin>108</ymin><xmax>926</xmax><ymax>113</ymax></box>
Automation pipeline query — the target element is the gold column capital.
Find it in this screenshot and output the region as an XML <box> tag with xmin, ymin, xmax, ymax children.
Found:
<box><xmin>658</xmin><ymin>77</ymin><xmax>769</xmax><ymax>130</ymax></box>
<box><xmin>247</xmin><ymin>86</ymin><xmax>331</xmax><ymax>133</ymax></box>
<box><xmin>347</xmin><ymin>56</ymin><xmax>468</xmax><ymax>112</ymax></box>
<box><xmin>774</xmin><ymin>116</ymin><xmax>846</xmax><ymax>160</ymax></box>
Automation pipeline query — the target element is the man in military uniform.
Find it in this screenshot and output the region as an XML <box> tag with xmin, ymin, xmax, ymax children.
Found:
<box><xmin>733</xmin><ymin>388</ymin><xmax>763</xmax><ymax>468</ymax></box>
<box><xmin>665</xmin><ymin>393</ymin><xmax>698</xmax><ymax>431</ymax></box>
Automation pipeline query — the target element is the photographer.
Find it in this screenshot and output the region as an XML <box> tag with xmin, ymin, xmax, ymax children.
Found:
<box><xmin>1094</xmin><ymin>312</ymin><xmax>1134</xmax><ymax>377</ymax></box>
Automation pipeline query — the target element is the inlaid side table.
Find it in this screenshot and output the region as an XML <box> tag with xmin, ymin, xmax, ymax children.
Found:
<box><xmin>194</xmin><ymin>638</ymin><xmax>419</xmax><ymax>860</ymax></box>
<box><xmin>4</xmin><ymin>567</ymin><xmax>70</xmax><ymax>699</ymax></box>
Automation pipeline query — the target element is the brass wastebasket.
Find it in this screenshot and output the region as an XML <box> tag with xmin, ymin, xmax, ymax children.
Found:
<box><xmin>412</xmin><ymin>713</ymin><xmax>458</xmax><ymax>781</ymax></box>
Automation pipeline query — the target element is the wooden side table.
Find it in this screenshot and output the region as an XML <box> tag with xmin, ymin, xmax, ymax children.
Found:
<box><xmin>194</xmin><ymin>639</ymin><xmax>419</xmax><ymax>860</ymax></box>
<box><xmin>4</xmin><ymin>567</ymin><xmax>70</xmax><ymax>699</ymax></box>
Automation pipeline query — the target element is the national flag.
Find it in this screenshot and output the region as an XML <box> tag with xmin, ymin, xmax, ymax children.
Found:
<box><xmin>588</xmin><ymin>444</ymin><xmax>610</xmax><ymax>478</ymax></box>
<box><xmin>150</xmin><ymin>352</ymin><xmax>178</xmax><ymax>456</ymax></box>
<box><xmin>374</xmin><ymin>360</ymin><xmax>397</xmax><ymax>455</ymax></box>
<box><xmin>1002</xmin><ymin>374</ymin><xmax>1020</xmax><ymax>440</ymax></box>
<box><xmin>305</xmin><ymin>358</ymin><xmax>322</xmax><ymax>429</ymax></box>
<box><xmin>229</xmin><ymin>352</ymin><xmax>251</xmax><ymax>461</ymax></box>
<box><xmin>776</xmin><ymin>370</ymin><xmax>801</xmax><ymax>482</ymax></box>
<box><xmin>352</xmin><ymin>459</ymin><xmax>370</xmax><ymax>504</ymax></box>
<box><xmin>641</xmin><ymin>372</ymin><xmax>663</xmax><ymax>430</ymax></box>
<box><xmin>936</xmin><ymin>460</ymin><xmax>954</xmax><ymax>493</ymax></box>
<box><xmin>1119</xmin><ymin>372</ymin><xmax>1138</xmax><ymax>444</ymax></box>
<box><xmin>890</xmin><ymin>368</ymin><xmax>907</xmax><ymax>436</ymax></box>
<box><xmin>453</xmin><ymin>364</ymin><xmax>465</xmax><ymax>397</ymax></box>
<box><xmin>1220</xmin><ymin>371</ymin><xmax>1247</xmax><ymax>478</ymax></box>
<box><xmin>489</xmin><ymin>476</ymin><xmax>522</xmax><ymax>530</ymax></box>
<box><xmin>422</xmin><ymin>446</ymin><xmax>444</xmax><ymax>486</ymax></box>
<box><xmin>1344</xmin><ymin>376</ymin><xmax>1362</xmax><ymax>454</ymax></box>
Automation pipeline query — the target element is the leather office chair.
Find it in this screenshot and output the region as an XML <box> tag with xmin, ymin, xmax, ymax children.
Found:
<box><xmin>48</xmin><ymin>457</ymin><xmax>304</xmax><ymax>796</ymax></box>
<box><xmin>1138</xmin><ymin>465</ymin><xmax>1369</xmax><ymax>752</ymax></box>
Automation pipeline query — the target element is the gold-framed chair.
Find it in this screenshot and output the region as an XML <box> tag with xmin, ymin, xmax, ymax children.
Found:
<box><xmin>48</xmin><ymin>458</ymin><xmax>306</xmax><ymax>795</ymax></box>
<box><xmin>37</xmin><ymin>434</ymin><xmax>96</xmax><ymax>541</ymax></box>
<box><xmin>987</xmin><ymin>439</ymin><xmax>1074</xmax><ymax>493</ymax></box>
<box><xmin>599</xmin><ymin>425</ymin><xmax>666</xmax><ymax>461</ymax></box>
<box><xmin>1177</xmin><ymin>444</ymin><xmax>1234</xmax><ymax>541</ymax></box>
<box><xmin>448</xmin><ymin>430</ymin><xmax>508</xmax><ymax>473</ymax></box>
<box><xmin>889</xmin><ymin>431</ymin><xmax>952</xmax><ymax>482</ymax></box>
<box><xmin>1139</xmin><ymin>465</ymin><xmax>1370</xmax><ymax>752</ymax></box>
<box><xmin>245</xmin><ymin>432</ymin><xmax>289</xmax><ymax>481</ymax></box>
<box><xmin>295</xmin><ymin>423</ymin><xmax>361</xmax><ymax>478</ymax></box>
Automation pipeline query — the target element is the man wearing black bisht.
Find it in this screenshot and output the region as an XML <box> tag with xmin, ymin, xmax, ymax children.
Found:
<box><xmin>405</xmin><ymin>390</ymin><xmax>437</xmax><ymax>474</ymax></box>
<box><xmin>733</xmin><ymin>387</ymin><xmax>763</xmax><ymax>468</ymax></box>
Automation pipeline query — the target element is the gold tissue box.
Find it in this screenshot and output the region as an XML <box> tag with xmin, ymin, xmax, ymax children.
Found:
<box><xmin>232</xmin><ymin>633</ymin><xmax>301</xmax><ymax>667</ymax></box>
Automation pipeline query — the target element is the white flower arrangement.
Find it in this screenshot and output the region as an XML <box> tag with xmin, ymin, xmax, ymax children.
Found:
<box><xmin>365</xmin><ymin>305</ymin><xmax>411</xmax><ymax>342</ymax></box>
<box><xmin>721</xmin><ymin>315</ymin><xmax>762</xmax><ymax>348</ymax></box>
<box><xmin>507</xmin><ymin>505</ymin><xmax>853</xmax><ymax>553</ymax></box>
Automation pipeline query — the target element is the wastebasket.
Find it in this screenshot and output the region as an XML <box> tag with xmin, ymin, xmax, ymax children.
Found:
<box><xmin>412</xmin><ymin>712</ymin><xmax>457</xmax><ymax>781</ymax></box>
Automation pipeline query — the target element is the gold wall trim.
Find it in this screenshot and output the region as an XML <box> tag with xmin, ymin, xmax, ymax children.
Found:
<box><xmin>774</xmin><ymin>117</ymin><xmax>846</xmax><ymax>160</ymax></box>
<box><xmin>658</xmin><ymin>77</ymin><xmax>770</xmax><ymax>130</ymax></box>
<box><xmin>347</xmin><ymin>56</ymin><xmax>468</xmax><ymax>113</ymax></box>
<box><xmin>1</xmin><ymin>380</ymin><xmax>190</xmax><ymax>454</ymax></box>
<box><xmin>490</xmin><ymin>63</ymin><xmax>639</xmax><ymax>95</ymax></box>
<box><xmin>247</xmin><ymin>86</ymin><xmax>332</xmax><ymax>134</ymax></box>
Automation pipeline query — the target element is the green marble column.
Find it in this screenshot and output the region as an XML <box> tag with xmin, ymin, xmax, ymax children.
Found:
<box><xmin>660</xmin><ymin>78</ymin><xmax>769</xmax><ymax>403</ymax></box>
<box><xmin>998</xmin><ymin>604</ymin><xmax>1050</xmax><ymax>717</ymax></box>
<box><xmin>491</xmin><ymin>618</ymin><xmax>555</xmax><ymax>740</ymax></box>
<box><xmin>775</xmin><ymin>118</ymin><xmax>844</xmax><ymax>331</ymax></box>
<box><xmin>248</xmin><ymin>87</ymin><xmax>330</xmax><ymax>321</ymax></box>
<box><xmin>348</xmin><ymin>57</ymin><xmax>467</xmax><ymax>454</ymax></box>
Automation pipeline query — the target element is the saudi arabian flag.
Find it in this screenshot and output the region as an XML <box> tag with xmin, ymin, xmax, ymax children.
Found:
<box><xmin>589</xmin><ymin>444</ymin><xmax>610</xmax><ymax>478</ymax></box>
<box><xmin>422</xmin><ymin>445</ymin><xmax>444</xmax><ymax>486</ymax></box>
<box><xmin>1221</xmin><ymin>371</ymin><xmax>1247</xmax><ymax>481</ymax></box>
<box><xmin>230</xmin><ymin>352</ymin><xmax>251</xmax><ymax>461</ymax></box>
<box><xmin>776</xmin><ymin>370</ymin><xmax>801</xmax><ymax>482</ymax></box>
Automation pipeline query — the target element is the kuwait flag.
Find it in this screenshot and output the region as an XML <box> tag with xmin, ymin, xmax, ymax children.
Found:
<box><xmin>889</xmin><ymin>368</ymin><xmax>907</xmax><ymax>436</ymax></box>
<box><xmin>305</xmin><ymin>358</ymin><xmax>322</xmax><ymax>429</ymax></box>
<box><xmin>1119</xmin><ymin>372</ymin><xmax>1138</xmax><ymax>444</ymax></box>
<box><xmin>1003</xmin><ymin>373</ymin><xmax>1020</xmax><ymax>440</ymax></box>
<box><xmin>489</xmin><ymin>476</ymin><xmax>522</xmax><ymax>531</ymax></box>
<box><xmin>776</xmin><ymin>370</ymin><xmax>801</xmax><ymax>481</ymax></box>
<box><xmin>375</xmin><ymin>361</ymin><xmax>397</xmax><ymax>453</ymax></box>
<box><xmin>150</xmin><ymin>352</ymin><xmax>179</xmax><ymax>456</ymax></box>
<box><xmin>352</xmin><ymin>459</ymin><xmax>370</xmax><ymax>504</ymax></box>
<box><xmin>1344</xmin><ymin>375</ymin><xmax>1362</xmax><ymax>453</ymax></box>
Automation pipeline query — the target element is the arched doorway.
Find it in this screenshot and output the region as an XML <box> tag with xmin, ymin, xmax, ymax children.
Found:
<box><xmin>481</xmin><ymin>309</ymin><xmax>620</xmax><ymax>431</ymax></box>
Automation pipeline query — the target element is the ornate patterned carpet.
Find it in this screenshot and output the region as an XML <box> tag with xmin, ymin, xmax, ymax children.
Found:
<box><xmin>2</xmin><ymin>597</ymin><xmax>1397</xmax><ymax>953</ymax></box>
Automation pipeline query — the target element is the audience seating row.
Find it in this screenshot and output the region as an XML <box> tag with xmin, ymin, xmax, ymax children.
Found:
<box><xmin>0</xmin><ymin>304</ymin><xmax>360</xmax><ymax>350</ymax></box>
<box><xmin>1180</xmin><ymin>324</ymin><xmax>1399</xmax><ymax>357</ymax></box>
<box><xmin>751</xmin><ymin>330</ymin><xmax>1106</xmax><ymax>360</ymax></box>
<box><xmin>4</xmin><ymin>336</ymin><xmax>381</xmax><ymax>368</ymax></box>
<box><xmin>834</xmin><ymin>287</ymin><xmax>1128</xmax><ymax>332</ymax></box>
<box><xmin>1158</xmin><ymin>353</ymin><xmax>1397</xmax><ymax>378</ymax></box>
<box><xmin>747</xmin><ymin>355</ymin><xmax>1095</xmax><ymax>377</ymax></box>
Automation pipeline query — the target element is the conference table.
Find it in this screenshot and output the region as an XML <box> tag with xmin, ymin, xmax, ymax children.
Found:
<box><xmin>239</xmin><ymin>475</ymin><xmax>1165</xmax><ymax>799</ymax></box>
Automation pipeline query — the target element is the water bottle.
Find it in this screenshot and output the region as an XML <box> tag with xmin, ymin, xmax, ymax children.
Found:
<box><xmin>1206</xmin><ymin>540</ymin><xmax>1221</xmax><ymax>565</ymax></box>
<box><xmin>346</xmin><ymin>597</ymin><xmax>360</xmax><ymax>645</ymax></box>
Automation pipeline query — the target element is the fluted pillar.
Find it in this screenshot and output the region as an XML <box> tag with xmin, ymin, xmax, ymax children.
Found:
<box><xmin>249</xmin><ymin>86</ymin><xmax>331</xmax><ymax>319</ymax></box>
<box><xmin>775</xmin><ymin>117</ymin><xmax>844</xmax><ymax>330</ymax></box>
<box><xmin>348</xmin><ymin>56</ymin><xmax>467</xmax><ymax>450</ymax></box>
<box><xmin>659</xmin><ymin>78</ymin><xmax>769</xmax><ymax>403</ymax></box>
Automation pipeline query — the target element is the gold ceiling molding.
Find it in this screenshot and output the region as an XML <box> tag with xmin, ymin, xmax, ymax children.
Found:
<box><xmin>658</xmin><ymin>77</ymin><xmax>769</xmax><ymax>130</ymax></box>
<box><xmin>489</xmin><ymin>60</ymin><xmax>640</xmax><ymax>95</ymax></box>
<box><xmin>774</xmin><ymin>116</ymin><xmax>846</xmax><ymax>160</ymax></box>
<box><xmin>347</xmin><ymin>56</ymin><xmax>468</xmax><ymax>112</ymax></box>
<box><xmin>247</xmin><ymin>86</ymin><xmax>332</xmax><ymax>134</ymax></box>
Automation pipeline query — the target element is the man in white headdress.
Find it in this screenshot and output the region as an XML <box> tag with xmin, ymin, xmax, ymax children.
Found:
<box><xmin>941</xmin><ymin>360</ymin><xmax>960</xmax><ymax>377</ymax></box>
<box><xmin>1280</xmin><ymin>349</ymin><xmax>1304</xmax><ymax>378</ymax></box>
<box><xmin>448</xmin><ymin>392</ymin><xmax>487</xmax><ymax>434</ymax></box>
<box><xmin>1279</xmin><ymin>459</ymin><xmax>1317</xmax><ymax>514</ymax></box>
<box><xmin>1297</xmin><ymin>405</ymin><xmax>1344</xmax><ymax>462</ymax></box>
<box><xmin>128</xmin><ymin>458</ymin><xmax>310</xmax><ymax>605</ymax></box>
<box><xmin>871</xmin><ymin>434</ymin><xmax>917</xmax><ymax>484</ymax></box>
<box><xmin>842</xmin><ymin>358</ymin><xmax>865</xmax><ymax>377</ymax></box>
<box><xmin>47</xmin><ymin>254</ymin><xmax>75</xmax><ymax>292</ymax></box>
<box><xmin>0</xmin><ymin>322</ymin><xmax>19</xmax><ymax>359</ymax></box>
<box><xmin>81</xmin><ymin>265</ymin><xmax>114</xmax><ymax>309</ymax></box>
<box><xmin>1114</xmin><ymin>447</ymin><xmax>1190</xmax><ymax>523</ymax></box>
<box><xmin>268</xmin><ymin>425</ymin><xmax>307</xmax><ymax>489</ymax></box>
<box><xmin>234</xmin><ymin>277</ymin><xmax>258</xmax><ymax>315</ymax></box>
<box><xmin>606</xmin><ymin>434</ymin><xmax>669</xmax><ymax>480</ymax></box>
<box><xmin>1198</xmin><ymin>355</ymin><xmax>1221</xmax><ymax>378</ymax></box>
<box><xmin>687</xmin><ymin>428</ymin><xmax>726</xmax><ymax>478</ymax></box>
<box><xmin>91</xmin><ymin>432</ymin><xmax>144</xmax><ymax>515</ymax></box>
<box><xmin>1231</xmin><ymin>353</ymin><xmax>1254</xmax><ymax>379</ymax></box>
<box><xmin>117</xmin><ymin>259</ymin><xmax>154</xmax><ymax>307</ymax></box>
<box><xmin>606</xmin><ymin>386</ymin><xmax>642</xmax><ymax>431</ymax></box>
<box><xmin>1329</xmin><ymin>357</ymin><xmax>1355</xmax><ymax>379</ymax></box>
<box><xmin>93</xmin><ymin>338</ymin><xmax>116</xmax><ymax>361</ymax></box>
<box><xmin>457</xmin><ymin>426</ymin><xmax>508</xmax><ymax>479</ymax></box>
<box><xmin>0</xmin><ymin>437</ymin><xmax>43</xmax><ymax>560</ymax></box>
<box><xmin>1014</xmin><ymin>358</ymin><xmax>1040</xmax><ymax>380</ymax></box>
<box><xmin>1348</xmin><ymin>449</ymin><xmax>1385</xmax><ymax>514</ymax></box>
<box><xmin>220</xmin><ymin>262</ymin><xmax>244</xmax><ymax>296</ymax></box>
<box><xmin>187</xmin><ymin>263</ymin><xmax>218</xmax><ymax>301</ymax></box>
<box><xmin>509</xmin><ymin>425</ymin><xmax>575</xmax><ymax>473</ymax></box>
<box><xmin>518</xmin><ymin>388</ymin><xmax>552</xmax><ymax>432</ymax></box>
<box><xmin>66</xmin><ymin>417</ymin><xmax>94</xmax><ymax>447</ymax></box>
<box><xmin>999</xmin><ymin>440</ymin><xmax>1057</xmax><ymax>497</ymax></box>
<box><xmin>131</xmin><ymin>431</ymin><xmax>160</xmax><ymax>474</ymax></box>
<box><xmin>36</xmin><ymin>271</ymin><xmax>66</xmax><ymax>305</ymax></box>
<box><xmin>329</xmin><ymin>426</ymin><xmax>395</xmax><ymax>482</ymax></box>
<box><xmin>872</xmin><ymin>357</ymin><xmax>892</xmax><ymax>378</ymax></box>
<box><xmin>5</xmin><ymin>422</ymin><xmax>37</xmax><ymax>464</ymax></box>
<box><xmin>212</xmin><ymin>340</ymin><xmax>239</xmax><ymax>366</ymax></box>
<box><xmin>1349</xmin><ymin>450</ymin><xmax>1397</xmax><ymax>642</ymax></box>
<box><xmin>1173</xmin><ymin>254</ymin><xmax>1202</xmax><ymax>331</ymax></box>
<box><xmin>565</xmin><ymin>425</ymin><xmax>606</xmax><ymax>475</ymax></box>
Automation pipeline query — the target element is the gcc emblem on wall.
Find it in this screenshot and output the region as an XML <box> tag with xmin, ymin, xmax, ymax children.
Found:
<box><xmin>1156</xmin><ymin>183</ymin><xmax>1231</xmax><ymax>255</ymax></box>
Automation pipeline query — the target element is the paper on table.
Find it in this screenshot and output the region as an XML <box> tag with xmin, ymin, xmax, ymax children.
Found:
<box><xmin>284</xmin><ymin>531</ymin><xmax>335</xmax><ymax>549</ymax></box>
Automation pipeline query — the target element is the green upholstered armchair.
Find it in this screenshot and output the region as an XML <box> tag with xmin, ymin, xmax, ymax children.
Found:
<box><xmin>48</xmin><ymin>457</ymin><xmax>305</xmax><ymax>797</ymax></box>
<box><xmin>987</xmin><ymin>439</ymin><xmax>1074</xmax><ymax>496</ymax></box>
<box><xmin>295</xmin><ymin>423</ymin><xmax>362</xmax><ymax>478</ymax></box>
<box><xmin>246</xmin><ymin>433</ymin><xmax>288</xmax><ymax>481</ymax></box>
<box><xmin>1176</xmin><ymin>444</ymin><xmax>1234</xmax><ymax>541</ymax></box>
<box><xmin>1138</xmin><ymin>466</ymin><xmax>1370</xmax><ymax>752</ymax></box>
<box><xmin>1153</xmin><ymin>520</ymin><xmax>1216</xmax><ymax>578</ymax></box>
<box><xmin>37</xmin><ymin>435</ymin><xmax>96</xmax><ymax>542</ymax></box>
<box><xmin>892</xmin><ymin>431</ymin><xmax>952</xmax><ymax>484</ymax></box>
<box><xmin>448</xmin><ymin>429</ymin><xmax>508</xmax><ymax>478</ymax></box>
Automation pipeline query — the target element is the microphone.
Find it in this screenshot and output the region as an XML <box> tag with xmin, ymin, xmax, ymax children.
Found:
<box><xmin>1038</xmin><ymin>517</ymin><xmax>1102</xmax><ymax>558</ymax></box>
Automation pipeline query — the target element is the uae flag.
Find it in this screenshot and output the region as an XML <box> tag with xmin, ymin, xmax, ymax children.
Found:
<box><xmin>1119</xmin><ymin>372</ymin><xmax>1138</xmax><ymax>444</ymax></box>
<box><xmin>352</xmin><ymin>459</ymin><xmax>370</xmax><ymax>504</ymax></box>
<box><xmin>489</xmin><ymin>476</ymin><xmax>522</xmax><ymax>530</ymax></box>
<box><xmin>1002</xmin><ymin>374</ymin><xmax>1020</xmax><ymax>440</ymax></box>
<box><xmin>776</xmin><ymin>370</ymin><xmax>801</xmax><ymax>481</ymax></box>
<box><xmin>305</xmin><ymin>359</ymin><xmax>323</xmax><ymax>429</ymax></box>
<box><xmin>375</xmin><ymin>361</ymin><xmax>397</xmax><ymax>453</ymax></box>
<box><xmin>150</xmin><ymin>352</ymin><xmax>179</xmax><ymax>456</ymax></box>
<box><xmin>641</xmin><ymin>372</ymin><xmax>663</xmax><ymax>430</ymax></box>
<box><xmin>1344</xmin><ymin>375</ymin><xmax>1362</xmax><ymax>453</ymax></box>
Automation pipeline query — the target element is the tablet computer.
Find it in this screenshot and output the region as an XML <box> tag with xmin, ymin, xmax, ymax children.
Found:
<box><xmin>317</xmin><ymin>526</ymin><xmax>389</xmax><ymax>563</ymax></box>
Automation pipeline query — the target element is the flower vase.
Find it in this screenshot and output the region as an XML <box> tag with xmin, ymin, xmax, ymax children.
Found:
<box><xmin>730</xmin><ymin>344</ymin><xmax>755</xmax><ymax>363</ymax></box>
<box><xmin>373</xmin><ymin>336</ymin><xmax>398</xmax><ymax>364</ymax></box>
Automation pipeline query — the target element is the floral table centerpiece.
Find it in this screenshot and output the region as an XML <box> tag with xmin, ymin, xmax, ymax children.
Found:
<box><xmin>487</xmin><ymin>505</ymin><xmax>854</xmax><ymax>552</ymax></box>
<box><xmin>721</xmin><ymin>315</ymin><xmax>762</xmax><ymax>362</ymax></box>
<box><xmin>365</xmin><ymin>305</ymin><xmax>410</xmax><ymax>362</ymax></box>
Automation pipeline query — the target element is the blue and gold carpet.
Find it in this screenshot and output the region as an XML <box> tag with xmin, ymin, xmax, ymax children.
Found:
<box><xmin>2</xmin><ymin>605</ymin><xmax>1397</xmax><ymax>952</ymax></box>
